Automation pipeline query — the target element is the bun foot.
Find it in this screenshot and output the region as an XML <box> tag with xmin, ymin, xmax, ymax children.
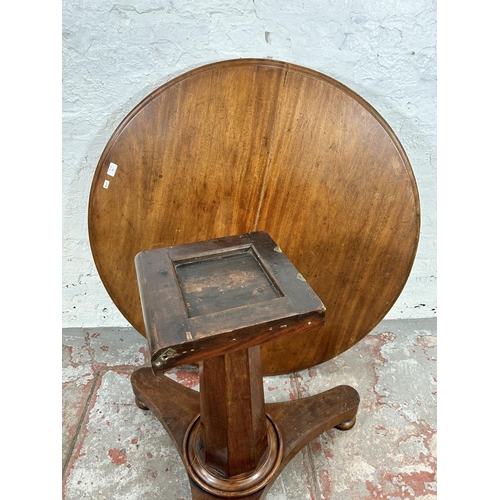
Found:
<box><xmin>135</xmin><ymin>397</ymin><xmax>149</xmax><ymax>410</ymax></box>
<box><xmin>335</xmin><ymin>417</ymin><xmax>356</xmax><ymax>431</ymax></box>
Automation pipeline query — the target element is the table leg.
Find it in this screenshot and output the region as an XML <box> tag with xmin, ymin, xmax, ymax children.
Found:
<box><xmin>131</xmin><ymin>366</ymin><xmax>359</xmax><ymax>500</ymax></box>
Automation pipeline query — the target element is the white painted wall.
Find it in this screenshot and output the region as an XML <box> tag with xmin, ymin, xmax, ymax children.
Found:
<box><xmin>62</xmin><ymin>0</ymin><xmax>436</xmax><ymax>327</ymax></box>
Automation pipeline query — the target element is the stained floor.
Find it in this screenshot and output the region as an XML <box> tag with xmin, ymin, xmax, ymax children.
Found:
<box><xmin>62</xmin><ymin>317</ymin><xmax>436</xmax><ymax>500</ymax></box>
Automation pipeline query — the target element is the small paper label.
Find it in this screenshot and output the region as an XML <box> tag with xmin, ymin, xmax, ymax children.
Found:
<box><xmin>107</xmin><ymin>162</ymin><xmax>118</xmax><ymax>177</ymax></box>
<box><xmin>103</xmin><ymin>180</ymin><xmax>110</xmax><ymax>189</ymax></box>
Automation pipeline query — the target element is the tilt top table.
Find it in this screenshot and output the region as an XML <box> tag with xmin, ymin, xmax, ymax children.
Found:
<box><xmin>88</xmin><ymin>59</ymin><xmax>420</xmax><ymax>500</ymax></box>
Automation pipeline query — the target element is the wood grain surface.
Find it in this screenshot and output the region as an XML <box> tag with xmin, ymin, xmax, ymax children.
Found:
<box><xmin>88</xmin><ymin>59</ymin><xmax>420</xmax><ymax>375</ymax></box>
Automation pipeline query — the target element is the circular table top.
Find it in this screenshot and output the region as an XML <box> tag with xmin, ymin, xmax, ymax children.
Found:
<box><xmin>88</xmin><ymin>59</ymin><xmax>420</xmax><ymax>375</ymax></box>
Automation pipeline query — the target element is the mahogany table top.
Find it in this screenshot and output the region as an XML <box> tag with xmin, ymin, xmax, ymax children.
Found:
<box><xmin>88</xmin><ymin>59</ymin><xmax>420</xmax><ymax>375</ymax></box>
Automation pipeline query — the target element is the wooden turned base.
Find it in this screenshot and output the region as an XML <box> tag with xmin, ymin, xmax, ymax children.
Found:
<box><xmin>131</xmin><ymin>367</ymin><xmax>360</xmax><ymax>500</ymax></box>
<box><xmin>184</xmin><ymin>415</ymin><xmax>283</xmax><ymax>497</ymax></box>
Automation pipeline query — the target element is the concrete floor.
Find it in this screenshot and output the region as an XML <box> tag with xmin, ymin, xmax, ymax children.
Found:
<box><xmin>62</xmin><ymin>317</ymin><xmax>436</xmax><ymax>500</ymax></box>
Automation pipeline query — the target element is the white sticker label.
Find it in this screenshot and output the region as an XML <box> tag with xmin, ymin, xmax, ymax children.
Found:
<box><xmin>107</xmin><ymin>162</ymin><xmax>118</xmax><ymax>177</ymax></box>
<box><xmin>103</xmin><ymin>180</ymin><xmax>110</xmax><ymax>189</ymax></box>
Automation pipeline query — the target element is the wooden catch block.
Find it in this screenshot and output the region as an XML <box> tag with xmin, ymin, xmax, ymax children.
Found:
<box><xmin>135</xmin><ymin>231</ymin><xmax>325</xmax><ymax>372</ymax></box>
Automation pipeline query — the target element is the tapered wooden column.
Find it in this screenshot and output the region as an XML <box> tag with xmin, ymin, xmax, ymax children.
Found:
<box><xmin>199</xmin><ymin>346</ymin><xmax>268</xmax><ymax>477</ymax></box>
<box><xmin>184</xmin><ymin>346</ymin><xmax>283</xmax><ymax>496</ymax></box>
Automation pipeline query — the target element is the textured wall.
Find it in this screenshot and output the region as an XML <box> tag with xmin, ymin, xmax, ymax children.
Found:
<box><xmin>62</xmin><ymin>0</ymin><xmax>436</xmax><ymax>327</ymax></box>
